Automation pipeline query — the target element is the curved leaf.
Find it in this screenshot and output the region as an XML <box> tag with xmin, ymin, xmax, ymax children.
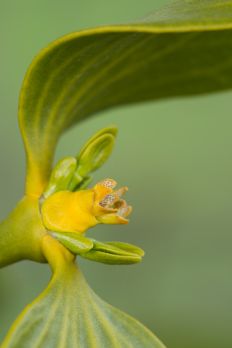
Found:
<box><xmin>19</xmin><ymin>0</ymin><xmax>232</xmax><ymax>195</ymax></box>
<box><xmin>1</xmin><ymin>237</ymin><xmax>165</xmax><ymax>348</ymax></box>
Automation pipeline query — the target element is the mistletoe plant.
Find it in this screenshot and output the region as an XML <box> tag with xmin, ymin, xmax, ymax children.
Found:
<box><xmin>1</xmin><ymin>0</ymin><xmax>232</xmax><ymax>347</ymax></box>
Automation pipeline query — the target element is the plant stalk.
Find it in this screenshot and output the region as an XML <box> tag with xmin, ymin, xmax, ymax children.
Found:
<box><xmin>0</xmin><ymin>196</ymin><xmax>47</xmax><ymax>268</ymax></box>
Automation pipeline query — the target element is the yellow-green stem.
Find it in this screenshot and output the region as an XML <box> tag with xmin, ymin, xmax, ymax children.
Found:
<box><xmin>0</xmin><ymin>196</ymin><xmax>47</xmax><ymax>267</ymax></box>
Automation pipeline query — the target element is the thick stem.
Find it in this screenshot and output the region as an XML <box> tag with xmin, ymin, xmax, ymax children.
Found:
<box><xmin>0</xmin><ymin>196</ymin><xmax>47</xmax><ymax>268</ymax></box>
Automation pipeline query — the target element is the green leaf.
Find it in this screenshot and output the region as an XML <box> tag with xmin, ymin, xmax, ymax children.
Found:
<box><xmin>2</xmin><ymin>268</ymin><xmax>162</xmax><ymax>347</ymax></box>
<box><xmin>1</xmin><ymin>238</ymin><xmax>165</xmax><ymax>348</ymax></box>
<box><xmin>19</xmin><ymin>0</ymin><xmax>232</xmax><ymax>196</ymax></box>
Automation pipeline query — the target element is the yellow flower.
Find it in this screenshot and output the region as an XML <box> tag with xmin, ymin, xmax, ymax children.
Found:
<box><xmin>41</xmin><ymin>179</ymin><xmax>132</xmax><ymax>234</ymax></box>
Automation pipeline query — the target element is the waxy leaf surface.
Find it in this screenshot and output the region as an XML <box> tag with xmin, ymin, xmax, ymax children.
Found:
<box><xmin>2</xmin><ymin>260</ymin><xmax>165</xmax><ymax>348</ymax></box>
<box><xmin>18</xmin><ymin>0</ymin><xmax>232</xmax><ymax>195</ymax></box>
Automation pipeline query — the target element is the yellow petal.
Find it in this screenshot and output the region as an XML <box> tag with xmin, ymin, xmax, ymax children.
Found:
<box><xmin>94</xmin><ymin>179</ymin><xmax>116</xmax><ymax>200</ymax></box>
<box><xmin>97</xmin><ymin>213</ymin><xmax>129</xmax><ymax>225</ymax></box>
<box><xmin>41</xmin><ymin>190</ymin><xmax>98</xmax><ymax>233</ymax></box>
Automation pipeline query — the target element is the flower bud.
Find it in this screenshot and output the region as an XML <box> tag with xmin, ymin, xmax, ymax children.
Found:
<box><xmin>41</xmin><ymin>178</ymin><xmax>132</xmax><ymax>234</ymax></box>
<box><xmin>103</xmin><ymin>241</ymin><xmax>144</xmax><ymax>257</ymax></box>
<box><xmin>75</xmin><ymin>176</ymin><xmax>92</xmax><ymax>190</ymax></box>
<box><xmin>78</xmin><ymin>126</ymin><xmax>118</xmax><ymax>160</ymax></box>
<box><xmin>47</xmin><ymin>231</ymin><xmax>144</xmax><ymax>265</ymax></box>
<box><xmin>80</xmin><ymin>250</ymin><xmax>142</xmax><ymax>265</ymax></box>
<box><xmin>69</xmin><ymin>126</ymin><xmax>117</xmax><ymax>190</ymax></box>
<box><xmin>51</xmin><ymin>231</ymin><xmax>93</xmax><ymax>254</ymax></box>
<box><xmin>80</xmin><ymin>239</ymin><xmax>143</xmax><ymax>265</ymax></box>
<box><xmin>43</xmin><ymin>157</ymin><xmax>77</xmax><ymax>199</ymax></box>
<box><xmin>77</xmin><ymin>133</ymin><xmax>114</xmax><ymax>176</ymax></box>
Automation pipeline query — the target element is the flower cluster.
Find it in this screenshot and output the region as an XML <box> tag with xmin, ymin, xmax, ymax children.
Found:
<box><xmin>41</xmin><ymin>178</ymin><xmax>132</xmax><ymax>234</ymax></box>
<box><xmin>39</xmin><ymin>126</ymin><xmax>143</xmax><ymax>265</ymax></box>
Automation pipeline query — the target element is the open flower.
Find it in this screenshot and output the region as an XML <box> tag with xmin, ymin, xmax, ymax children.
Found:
<box><xmin>41</xmin><ymin>178</ymin><xmax>132</xmax><ymax>234</ymax></box>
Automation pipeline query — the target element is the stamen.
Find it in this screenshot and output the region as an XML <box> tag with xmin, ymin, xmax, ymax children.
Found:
<box><xmin>118</xmin><ymin>205</ymin><xmax>132</xmax><ymax>218</ymax></box>
<box><xmin>99</xmin><ymin>194</ymin><xmax>116</xmax><ymax>207</ymax></box>
<box><xmin>114</xmin><ymin>199</ymin><xmax>126</xmax><ymax>209</ymax></box>
<box><xmin>114</xmin><ymin>187</ymin><xmax>128</xmax><ymax>197</ymax></box>
<box><xmin>100</xmin><ymin>179</ymin><xmax>116</xmax><ymax>189</ymax></box>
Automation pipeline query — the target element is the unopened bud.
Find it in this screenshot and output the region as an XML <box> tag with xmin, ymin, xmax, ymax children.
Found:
<box><xmin>80</xmin><ymin>239</ymin><xmax>144</xmax><ymax>265</ymax></box>
<box><xmin>51</xmin><ymin>231</ymin><xmax>93</xmax><ymax>254</ymax></box>
<box><xmin>105</xmin><ymin>241</ymin><xmax>144</xmax><ymax>257</ymax></box>
<box><xmin>69</xmin><ymin>126</ymin><xmax>117</xmax><ymax>190</ymax></box>
<box><xmin>43</xmin><ymin>157</ymin><xmax>77</xmax><ymax>199</ymax></box>
<box><xmin>77</xmin><ymin>133</ymin><xmax>115</xmax><ymax>176</ymax></box>
<box><xmin>74</xmin><ymin>176</ymin><xmax>92</xmax><ymax>190</ymax></box>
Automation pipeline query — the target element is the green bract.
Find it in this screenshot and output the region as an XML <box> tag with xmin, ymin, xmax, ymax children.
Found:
<box><xmin>1</xmin><ymin>0</ymin><xmax>232</xmax><ymax>347</ymax></box>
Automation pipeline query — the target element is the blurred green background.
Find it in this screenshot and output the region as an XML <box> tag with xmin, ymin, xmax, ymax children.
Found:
<box><xmin>0</xmin><ymin>1</ymin><xmax>232</xmax><ymax>347</ymax></box>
